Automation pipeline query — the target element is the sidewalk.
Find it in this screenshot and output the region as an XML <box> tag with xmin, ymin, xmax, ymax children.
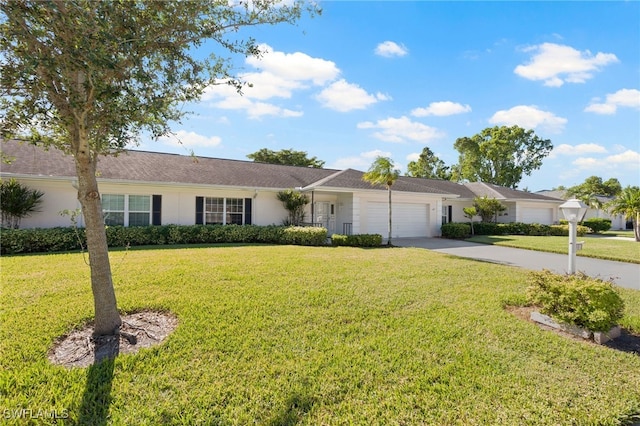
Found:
<box><xmin>393</xmin><ymin>237</ymin><xmax>640</xmax><ymax>290</ymax></box>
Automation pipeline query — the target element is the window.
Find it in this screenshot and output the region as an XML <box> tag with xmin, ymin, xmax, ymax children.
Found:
<box><xmin>203</xmin><ymin>197</ymin><xmax>244</xmax><ymax>225</ymax></box>
<box><xmin>442</xmin><ymin>205</ymin><xmax>452</xmax><ymax>224</ymax></box>
<box><xmin>205</xmin><ymin>197</ymin><xmax>224</xmax><ymax>224</ymax></box>
<box><xmin>103</xmin><ymin>194</ymin><xmax>151</xmax><ymax>226</ymax></box>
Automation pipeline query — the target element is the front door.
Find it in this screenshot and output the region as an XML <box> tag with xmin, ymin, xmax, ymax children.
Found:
<box><xmin>315</xmin><ymin>202</ymin><xmax>335</xmax><ymax>234</ymax></box>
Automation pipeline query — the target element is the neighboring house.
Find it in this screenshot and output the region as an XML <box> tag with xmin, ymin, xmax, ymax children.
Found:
<box><xmin>1</xmin><ymin>140</ymin><xmax>565</xmax><ymax>237</ymax></box>
<box><xmin>537</xmin><ymin>190</ymin><xmax>628</xmax><ymax>230</ymax></box>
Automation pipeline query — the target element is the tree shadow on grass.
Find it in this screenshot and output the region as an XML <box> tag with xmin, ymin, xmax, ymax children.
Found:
<box><xmin>74</xmin><ymin>337</ymin><xmax>119</xmax><ymax>426</ymax></box>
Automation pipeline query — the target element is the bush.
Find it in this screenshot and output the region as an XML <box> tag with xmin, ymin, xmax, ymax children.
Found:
<box><xmin>582</xmin><ymin>218</ymin><xmax>611</xmax><ymax>234</ymax></box>
<box><xmin>441</xmin><ymin>223</ymin><xmax>470</xmax><ymax>239</ymax></box>
<box><xmin>0</xmin><ymin>224</ymin><xmax>328</xmax><ymax>254</ymax></box>
<box><xmin>281</xmin><ymin>226</ymin><xmax>327</xmax><ymax>246</ymax></box>
<box><xmin>331</xmin><ymin>234</ymin><xmax>382</xmax><ymax>247</ymax></box>
<box><xmin>527</xmin><ymin>270</ymin><xmax>624</xmax><ymax>332</ymax></box>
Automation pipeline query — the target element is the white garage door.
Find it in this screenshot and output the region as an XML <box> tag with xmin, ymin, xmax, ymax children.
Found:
<box><xmin>522</xmin><ymin>208</ymin><xmax>553</xmax><ymax>224</ymax></box>
<box><xmin>367</xmin><ymin>202</ymin><xmax>429</xmax><ymax>238</ymax></box>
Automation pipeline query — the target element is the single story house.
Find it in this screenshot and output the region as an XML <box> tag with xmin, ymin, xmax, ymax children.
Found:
<box><xmin>536</xmin><ymin>190</ymin><xmax>628</xmax><ymax>230</ymax></box>
<box><xmin>1</xmin><ymin>140</ymin><xmax>564</xmax><ymax>237</ymax></box>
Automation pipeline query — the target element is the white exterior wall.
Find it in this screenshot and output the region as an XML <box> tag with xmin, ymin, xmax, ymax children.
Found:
<box><xmin>5</xmin><ymin>176</ymin><xmax>289</xmax><ymax>228</ymax></box>
<box><xmin>335</xmin><ymin>193</ymin><xmax>353</xmax><ymax>235</ymax></box>
<box><xmin>446</xmin><ymin>200</ymin><xmax>560</xmax><ymax>225</ymax></box>
<box><xmin>9</xmin><ymin>177</ymin><xmax>81</xmax><ymax>228</ymax></box>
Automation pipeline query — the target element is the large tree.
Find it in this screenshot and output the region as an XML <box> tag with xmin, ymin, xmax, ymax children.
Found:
<box><xmin>362</xmin><ymin>156</ymin><xmax>400</xmax><ymax>246</ymax></box>
<box><xmin>607</xmin><ymin>186</ymin><xmax>640</xmax><ymax>242</ymax></box>
<box><xmin>453</xmin><ymin>125</ymin><xmax>552</xmax><ymax>189</ymax></box>
<box><xmin>567</xmin><ymin>176</ymin><xmax>622</xmax><ymax>209</ymax></box>
<box><xmin>405</xmin><ymin>147</ymin><xmax>451</xmax><ymax>180</ymax></box>
<box><xmin>247</xmin><ymin>148</ymin><xmax>325</xmax><ymax>168</ymax></box>
<box><xmin>0</xmin><ymin>0</ymin><xmax>317</xmax><ymax>336</ymax></box>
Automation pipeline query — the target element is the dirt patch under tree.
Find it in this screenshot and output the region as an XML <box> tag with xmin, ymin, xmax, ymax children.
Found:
<box><xmin>49</xmin><ymin>310</ymin><xmax>178</xmax><ymax>368</ymax></box>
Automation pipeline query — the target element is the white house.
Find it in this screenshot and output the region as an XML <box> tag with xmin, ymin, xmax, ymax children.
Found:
<box><xmin>1</xmin><ymin>140</ymin><xmax>565</xmax><ymax>236</ymax></box>
<box><xmin>536</xmin><ymin>190</ymin><xmax>628</xmax><ymax>230</ymax></box>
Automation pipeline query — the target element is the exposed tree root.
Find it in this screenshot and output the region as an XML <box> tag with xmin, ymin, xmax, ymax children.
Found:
<box><xmin>49</xmin><ymin>310</ymin><xmax>178</xmax><ymax>368</ymax></box>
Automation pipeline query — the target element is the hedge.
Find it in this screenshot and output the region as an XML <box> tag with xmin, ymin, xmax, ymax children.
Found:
<box><xmin>0</xmin><ymin>224</ymin><xmax>328</xmax><ymax>255</ymax></box>
<box><xmin>441</xmin><ymin>222</ymin><xmax>590</xmax><ymax>239</ymax></box>
<box><xmin>330</xmin><ymin>233</ymin><xmax>382</xmax><ymax>247</ymax></box>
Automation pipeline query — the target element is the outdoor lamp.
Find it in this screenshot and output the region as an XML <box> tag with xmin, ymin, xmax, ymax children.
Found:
<box><xmin>559</xmin><ymin>198</ymin><xmax>588</xmax><ymax>274</ymax></box>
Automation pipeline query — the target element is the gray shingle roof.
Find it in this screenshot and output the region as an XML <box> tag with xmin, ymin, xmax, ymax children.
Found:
<box><xmin>1</xmin><ymin>140</ymin><xmax>337</xmax><ymax>189</ymax></box>
<box><xmin>0</xmin><ymin>139</ymin><xmax>563</xmax><ymax>202</ymax></box>
<box><xmin>464</xmin><ymin>182</ymin><xmax>563</xmax><ymax>202</ymax></box>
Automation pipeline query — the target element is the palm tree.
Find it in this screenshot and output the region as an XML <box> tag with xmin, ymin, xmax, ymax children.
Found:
<box><xmin>606</xmin><ymin>186</ymin><xmax>640</xmax><ymax>242</ymax></box>
<box><xmin>362</xmin><ymin>156</ymin><xmax>400</xmax><ymax>246</ymax></box>
<box><xmin>0</xmin><ymin>178</ymin><xmax>44</xmax><ymax>229</ymax></box>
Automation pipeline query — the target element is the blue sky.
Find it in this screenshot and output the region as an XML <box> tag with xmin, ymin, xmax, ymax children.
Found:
<box><xmin>139</xmin><ymin>1</ymin><xmax>640</xmax><ymax>192</ymax></box>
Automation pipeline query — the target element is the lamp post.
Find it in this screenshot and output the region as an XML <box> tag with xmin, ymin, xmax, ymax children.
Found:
<box><xmin>558</xmin><ymin>198</ymin><xmax>588</xmax><ymax>274</ymax></box>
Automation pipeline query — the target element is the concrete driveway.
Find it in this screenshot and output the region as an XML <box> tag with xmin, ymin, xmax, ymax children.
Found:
<box><xmin>392</xmin><ymin>237</ymin><xmax>640</xmax><ymax>290</ymax></box>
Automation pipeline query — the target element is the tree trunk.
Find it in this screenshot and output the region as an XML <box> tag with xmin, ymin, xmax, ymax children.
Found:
<box><xmin>635</xmin><ymin>212</ymin><xmax>640</xmax><ymax>242</ymax></box>
<box><xmin>74</xmin><ymin>139</ymin><xmax>122</xmax><ymax>337</ymax></box>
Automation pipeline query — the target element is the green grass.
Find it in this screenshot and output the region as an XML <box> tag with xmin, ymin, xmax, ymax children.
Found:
<box><xmin>467</xmin><ymin>233</ymin><xmax>640</xmax><ymax>264</ymax></box>
<box><xmin>1</xmin><ymin>245</ymin><xmax>640</xmax><ymax>425</ymax></box>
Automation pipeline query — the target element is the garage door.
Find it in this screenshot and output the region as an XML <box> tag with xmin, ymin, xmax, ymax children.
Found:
<box><xmin>521</xmin><ymin>208</ymin><xmax>553</xmax><ymax>224</ymax></box>
<box><xmin>367</xmin><ymin>202</ymin><xmax>429</xmax><ymax>238</ymax></box>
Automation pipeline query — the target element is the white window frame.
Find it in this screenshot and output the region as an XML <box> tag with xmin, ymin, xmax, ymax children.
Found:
<box><xmin>204</xmin><ymin>197</ymin><xmax>244</xmax><ymax>225</ymax></box>
<box><xmin>103</xmin><ymin>194</ymin><xmax>152</xmax><ymax>227</ymax></box>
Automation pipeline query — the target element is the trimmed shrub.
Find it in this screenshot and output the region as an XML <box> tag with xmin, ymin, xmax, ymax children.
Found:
<box><xmin>0</xmin><ymin>224</ymin><xmax>329</xmax><ymax>254</ymax></box>
<box><xmin>281</xmin><ymin>226</ymin><xmax>327</xmax><ymax>246</ymax></box>
<box><xmin>331</xmin><ymin>233</ymin><xmax>382</xmax><ymax>247</ymax></box>
<box><xmin>525</xmin><ymin>223</ymin><xmax>551</xmax><ymax>236</ymax></box>
<box><xmin>441</xmin><ymin>223</ymin><xmax>470</xmax><ymax>239</ymax></box>
<box><xmin>582</xmin><ymin>218</ymin><xmax>611</xmax><ymax>234</ymax></box>
<box><xmin>527</xmin><ymin>270</ymin><xmax>624</xmax><ymax>332</ymax></box>
<box><xmin>0</xmin><ymin>227</ymin><xmax>84</xmax><ymax>254</ymax></box>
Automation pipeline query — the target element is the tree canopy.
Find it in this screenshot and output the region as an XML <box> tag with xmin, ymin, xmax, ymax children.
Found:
<box><xmin>607</xmin><ymin>186</ymin><xmax>640</xmax><ymax>241</ymax></box>
<box><xmin>453</xmin><ymin>125</ymin><xmax>552</xmax><ymax>189</ymax></box>
<box><xmin>566</xmin><ymin>176</ymin><xmax>622</xmax><ymax>205</ymax></box>
<box><xmin>247</xmin><ymin>148</ymin><xmax>325</xmax><ymax>168</ymax></box>
<box><xmin>0</xmin><ymin>0</ymin><xmax>317</xmax><ymax>336</ymax></box>
<box><xmin>473</xmin><ymin>196</ymin><xmax>506</xmax><ymax>223</ymax></box>
<box><xmin>405</xmin><ymin>147</ymin><xmax>451</xmax><ymax>180</ymax></box>
<box><xmin>276</xmin><ymin>189</ymin><xmax>310</xmax><ymax>226</ymax></box>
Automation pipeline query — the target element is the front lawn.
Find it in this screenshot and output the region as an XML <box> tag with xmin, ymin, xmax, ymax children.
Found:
<box><xmin>467</xmin><ymin>234</ymin><xmax>640</xmax><ymax>264</ymax></box>
<box><xmin>1</xmin><ymin>245</ymin><xmax>639</xmax><ymax>425</ymax></box>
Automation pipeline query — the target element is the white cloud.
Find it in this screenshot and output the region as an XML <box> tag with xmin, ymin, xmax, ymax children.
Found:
<box><xmin>411</xmin><ymin>101</ymin><xmax>472</xmax><ymax>117</ymax></box>
<box><xmin>375</xmin><ymin>41</ymin><xmax>408</xmax><ymax>58</ymax></box>
<box><xmin>406</xmin><ymin>152</ymin><xmax>420</xmax><ymax>162</ymax></box>
<box><xmin>201</xmin><ymin>43</ymin><xmax>340</xmax><ymax>118</ymax></box>
<box><xmin>489</xmin><ymin>105</ymin><xmax>567</xmax><ymax>133</ymax></box>
<box><xmin>246</xmin><ymin>44</ymin><xmax>340</xmax><ymax>85</ymax></box>
<box><xmin>571</xmin><ymin>149</ymin><xmax>640</xmax><ymax>172</ymax></box>
<box><xmin>158</xmin><ymin>130</ymin><xmax>222</xmax><ymax>148</ymax></box>
<box><xmin>514</xmin><ymin>42</ymin><xmax>618</xmax><ymax>87</ymax></box>
<box><xmin>357</xmin><ymin>116</ymin><xmax>445</xmax><ymax>143</ymax></box>
<box><xmin>606</xmin><ymin>149</ymin><xmax>640</xmax><ymax>166</ymax></box>
<box><xmin>316</xmin><ymin>79</ymin><xmax>389</xmax><ymax>112</ymax></box>
<box><xmin>213</xmin><ymin>94</ymin><xmax>303</xmax><ymax>119</ymax></box>
<box><xmin>551</xmin><ymin>143</ymin><xmax>608</xmax><ymax>158</ymax></box>
<box><xmin>330</xmin><ymin>149</ymin><xmax>392</xmax><ymax>170</ymax></box>
<box><xmin>585</xmin><ymin>88</ymin><xmax>640</xmax><ymax>114</ymax></box>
